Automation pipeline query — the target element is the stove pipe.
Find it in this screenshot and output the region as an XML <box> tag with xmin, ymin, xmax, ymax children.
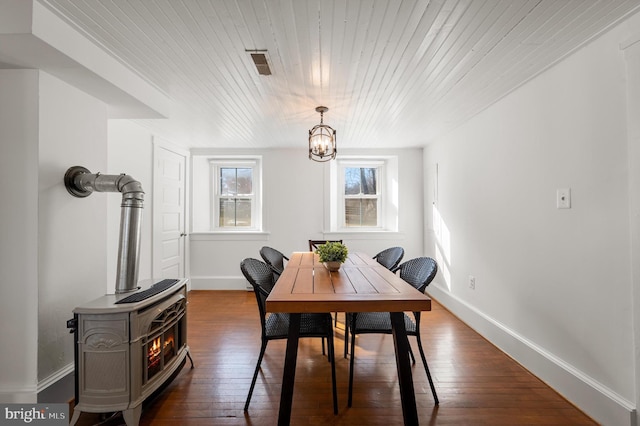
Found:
<box><xmin>64</xmin><ymin>166</ymin><xmax>144</xmax><ymax>294</ymax></box>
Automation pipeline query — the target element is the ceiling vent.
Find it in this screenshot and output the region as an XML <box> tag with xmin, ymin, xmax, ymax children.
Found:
<box><xmin>248</xmin><ymin>50</ymin><xmax>271</xmax><ymax>75</ymax></box>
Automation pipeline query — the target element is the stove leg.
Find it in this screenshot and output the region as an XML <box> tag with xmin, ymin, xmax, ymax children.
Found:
<box><xmin>187</xmin><ymin>349</ymin><xmax>195</xmax><ymax>369</ymax></box>
<box><xmin>122</xmin><ymin>405</ymin><xmax>142</xmax><ymax>426</ymax></box>
<box><xmin>69</xmin><ymin>408</ymin><xmax>81</xmax><ymax>426</ymax></box>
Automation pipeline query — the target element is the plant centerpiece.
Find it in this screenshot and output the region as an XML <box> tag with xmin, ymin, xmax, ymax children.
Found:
<box><xmin>315</xmin><ymin>241</ymin><xmax>348</xmax><ymax>272</ymax></box>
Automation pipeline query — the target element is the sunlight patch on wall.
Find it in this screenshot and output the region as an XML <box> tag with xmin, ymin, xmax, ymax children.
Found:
<box><xmin>433</xmin><ymin>204</ymin><xmax>452</xmax><ymax>290</ymax></box>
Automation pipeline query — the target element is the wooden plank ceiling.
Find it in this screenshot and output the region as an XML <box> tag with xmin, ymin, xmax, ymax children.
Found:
<box><xmin>38</xmin><ymin>0</ymin><xmax>640</xmax><ymax>149</ymax></box>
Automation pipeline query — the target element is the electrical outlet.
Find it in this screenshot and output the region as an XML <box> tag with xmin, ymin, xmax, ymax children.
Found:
<box><xmin>469</xmin><ymin>275</ymin><xmax>476</xmax><ymax>290</ymax></box>
<box><xmin>557</xmin><ymin>188</ymin><xmax>571</xmax><ymax>209</ymax></box>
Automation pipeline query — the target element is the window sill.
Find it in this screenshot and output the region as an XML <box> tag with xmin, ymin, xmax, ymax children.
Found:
<box><xmin>323</xmin><ymin>231</ymin><xmax>404</xmax><ymax>240</ymax></box>
<box><xmin>190</xmin><ymin>231</ymin><xmax>270</xmax><ymax>241</ymax></box>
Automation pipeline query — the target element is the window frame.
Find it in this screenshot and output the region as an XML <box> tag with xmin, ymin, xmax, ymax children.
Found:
<box><xmin>209</xmin><ymin>157</ymin><xmax>262</xmax><ymax>232</ymax></box>
<box><xmin>330</xmin><ymin>156</ymin><xmax>397</xmax><ymax>232</ymax></box>
<box><xmin>340</xmin><ymin>161</ymin><xmax>384</xmax><ymax>229</ymax></box>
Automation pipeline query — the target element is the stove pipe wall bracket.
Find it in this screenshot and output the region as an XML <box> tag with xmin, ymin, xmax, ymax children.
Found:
<box><xmin>64</xmin><ymin>166</ymin><xmax>144</xmax><ymax>294</ymax></box>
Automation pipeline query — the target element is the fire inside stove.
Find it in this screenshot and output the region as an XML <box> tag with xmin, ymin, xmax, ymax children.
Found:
<box><xmin>147</xmin><ymin>332</ymin><xmax>176</xmax><ymax>379</ymax></box>
<box><xmin>143</xmin><ymin>299</ymin><xmax>185</xmax><ymax>382</ymax></box>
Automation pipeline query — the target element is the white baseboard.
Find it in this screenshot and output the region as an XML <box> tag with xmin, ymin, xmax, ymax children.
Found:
<box><xmin>0</xmin><ymin>387</ymin><xmax>37</xmax><ymax>403</ymax></box>
<box><xmin>189</xmin><ymin>276</ymin><xmax>251</xmax><ymax>290</ymax></box>
<box><xmin>427</xmin><ymin>283</ymin><xmax>636</xmax><ymax>426</ymax></box>
<box><xmin>38</xmin><ymin>363</ymin><xmax>74</xmax><ymax>393</ymax></box>
<box><xmin>0</xmin><ymin>364</ymin><xmax>74</xmax><ymax>403</ymax></box>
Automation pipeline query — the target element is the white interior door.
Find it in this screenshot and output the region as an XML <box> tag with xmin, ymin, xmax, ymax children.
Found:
<box><xmin>153</xmin><ymin>144</ymin><xmax>187</xmax><ymax>279</ymax></box>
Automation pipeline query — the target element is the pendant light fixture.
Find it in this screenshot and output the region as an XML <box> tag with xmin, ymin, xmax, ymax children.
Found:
<box><xmin>308</xmin><ymin>106</ymin><xmax>336</xmax><ymax>162</ymax></box>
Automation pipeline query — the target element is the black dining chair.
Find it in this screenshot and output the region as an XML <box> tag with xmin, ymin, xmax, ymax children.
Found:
<box><xmin>347</xmin><ymin>257</ymin><xmax>439</xmax><ymax>407</ymax></box>
<box><xmin>240</xmin><ymin>258</ymin><xmax>338</xmax><ymax>414</ymax></box>
<box><xmin>373</xmin><ymin>246</ymin><xmax>404</xmax><ymax>272</ymax></box>
<box><xmin>309</xmin><ymin>239</ymin><xmax>343</xmax><ymax>251</ymax></box>
<box><xmin>259</xmin><ymin>246</ymin><xmax>289</xmax><ymax>281</ymax></box>
<box><xmin>261</xmin><ymin>246</ymin><xmax>329</xmax><ymax>355</ymax></box>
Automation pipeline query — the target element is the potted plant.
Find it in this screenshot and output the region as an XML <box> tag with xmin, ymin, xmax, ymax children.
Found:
<box><xmin>315</xmin><ymin>241</ymin><xmax>348</xmax><ymax>271</ymax></box>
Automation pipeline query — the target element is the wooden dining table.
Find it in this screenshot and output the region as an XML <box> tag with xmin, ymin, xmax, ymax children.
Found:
<box><xmin>265</xmin><ymin>251</ymin><xmax>432</xmax><ymax>425</ymax></box>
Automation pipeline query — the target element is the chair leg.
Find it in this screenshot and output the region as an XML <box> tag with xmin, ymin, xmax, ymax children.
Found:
<box><xmin>408</xmin><ymin>344</ymin><xmax>416</xmax><ymax>364</ymax></box>
<box><xmin>415</xmin><ymin>334</ymin><xmax>439</xmax><ymax>404</ymax></box>
<box><xmin>322</xmin><ymin>337</ymin><xmax>326</xmax><ymax>357</ymax></box>
<box><xmin>244</xmin><ymin>340</ymin><xmax>268</xmax><ymax>411</ymax></box>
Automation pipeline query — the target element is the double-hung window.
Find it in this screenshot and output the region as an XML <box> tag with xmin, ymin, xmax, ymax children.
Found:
<box><xmin>330</xmin><ymin>157</ymin><xmax>397</xmax><ymax>232</ymax></box>
<box><xmin>209</xmin><ymin>158</ymin><xmax>261</xmax><ymax>231</ymax></box>
<box><xmin>343</xmin><ymin>164</ymin><xmax>381</xmax><ymax>227</ymax></box>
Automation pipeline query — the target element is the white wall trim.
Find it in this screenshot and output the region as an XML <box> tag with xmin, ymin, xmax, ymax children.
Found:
<box><xmin>190</xmin><ymin>232</ymin><xmax>270</xmax><ymax>241</ymax></box>
<box><xmin>189</xmin><ymin>276</ymin><xmax>250</xmax><ymax>291</ymax></box>
<box><xmin>322</xmin><ymin>231</ymin><xmax>405</xmax><ymax>240</ymax></box>
<box><xmin>427</xmin><ymin>283</ymin><xmax>636</xmax><ymax>426</ymax></box>
<box><xmin>1</xmin><ymin>362</ymin><xmax>73</xmax><ymax>402</ymax></box>
<box><xmin>37</xmin><ymin>363</ymin><xmax>74</xmax><ymax>393</ymax></box>
<box><xmin>0</xmin><ymin>386</ymin><xmax>37</xmax><ymax>403</ymax></box>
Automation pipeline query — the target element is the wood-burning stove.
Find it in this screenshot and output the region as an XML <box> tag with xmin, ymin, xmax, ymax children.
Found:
<box><xmin>63</xmin><ymin>167</ymin><xmax>191</xmax><ymax>425</ymax></box>
<box><xmin>68</xmin><ymin>278</ymin><xmax>191</xmax><ymax>426</ymax></box>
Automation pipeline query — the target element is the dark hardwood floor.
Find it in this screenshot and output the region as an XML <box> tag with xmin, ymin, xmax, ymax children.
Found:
<box><xmin>74</xmin><ymin>290</ymin><xmax>597</xmax><ymax>425</ymax></box>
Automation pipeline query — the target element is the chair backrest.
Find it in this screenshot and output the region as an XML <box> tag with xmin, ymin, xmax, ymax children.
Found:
<box><xmin>373</xmin><ymin>247</ymin><xmax>404</xmax><ymax>271</ymax></box>
<box><xmin>397</xmin><ymin>257</ymin><xmax>438</xmax><ymax>293</ymax></box>
<box><xmin>309</xmin><ymin>239</ymin><xmax>343</xmax><ymax>251</ymax></box>
<box><xmin>259</xmin><ymin>246</ymin><xmax>288</xmax><ymax>277</ymax></box>
<box><xmin>240</xmin><ymin>258</ymin><xmax>276</xmax><ymax>328</ymax></box>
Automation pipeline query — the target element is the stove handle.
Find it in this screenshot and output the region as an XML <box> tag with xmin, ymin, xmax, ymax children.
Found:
<box><xmin>66</xmin><ymin>318</ymin><xmax>77</xmax><ymax>333</ymax></box>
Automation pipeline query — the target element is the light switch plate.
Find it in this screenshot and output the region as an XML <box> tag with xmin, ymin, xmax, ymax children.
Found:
<box><xmin>557</xmin><ymin>188</ymin><xmax>571</xmax><ymax>209</ymax></box>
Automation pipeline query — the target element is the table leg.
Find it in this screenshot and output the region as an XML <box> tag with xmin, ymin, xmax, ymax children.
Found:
<box><xmin>278</xmin><ymin>313</ymin><xmax>301</xmax><ymax>426</ymax></box>
<box><xmin>390</xmin><ymin>312</ymin><xmax>419</xmax><ymax>425</ymax></box>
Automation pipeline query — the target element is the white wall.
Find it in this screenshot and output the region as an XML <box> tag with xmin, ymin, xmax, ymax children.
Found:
<box><xmin>423</xmin><ymin>12</ymin><xmax>640</xmax><ymax>426</ymax></box>
<box><xmin>0</xmin><ymin>70</ymin><xmax>39</xmax><ymax>402</ymax></box>
<box><xmin>0</xmin><ymin>69</ymin><xmax>109</xmax><ymax>401</ymax></box>
<box><xmin>37</xmin><ymin>72</ymin><xmax>109</xmax><ymax>385</ymax></box>
<box><xmin>623</xmin><ymin>30</ymin><xmax>640</xmax><ymax>426</ymax></box>
<box><xmin>190</xmin><ymin>147</ymin><xmax>424</xmax><ymax>290</ymax></box>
